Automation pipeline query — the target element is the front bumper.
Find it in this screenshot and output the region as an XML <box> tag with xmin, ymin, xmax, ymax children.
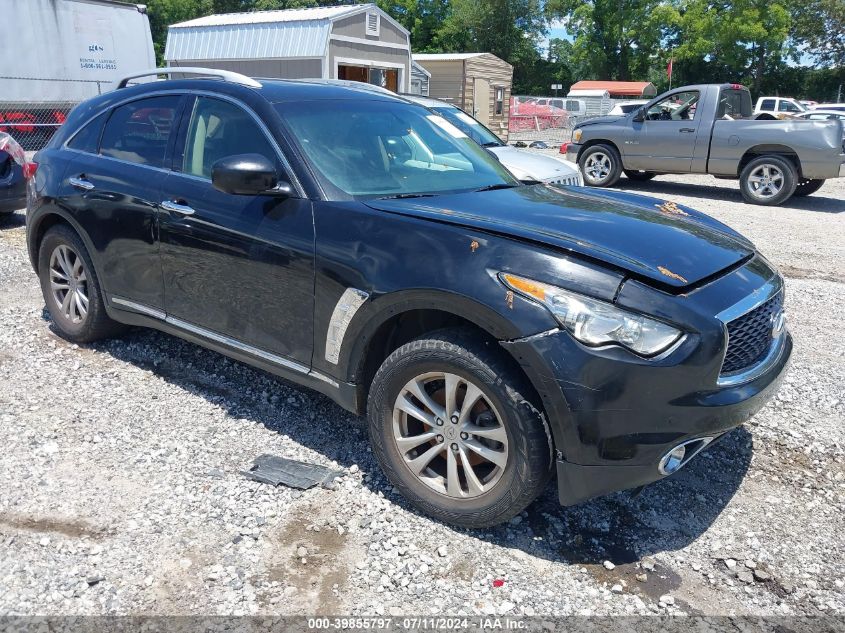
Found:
<box><xmin>554</xmin><ymin>331</ymin><xmax>790</xmax><ymax>505</ymax></box>
<box><xmin>507</xmin><ymin>328</ymin><xmax>791</xmax><ymax>506</ymax></box>
<box><xmin>565</xmin><ymin>142</ymin><xmax>582</xmax><ymax>164</ymax></box>
<box><xmin>500</xmin><ymin>259</ymin><xmax>793</xmax><ymax>506</ymax></box>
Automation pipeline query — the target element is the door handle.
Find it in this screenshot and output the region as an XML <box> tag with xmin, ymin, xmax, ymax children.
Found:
<box><xmin>679</xmin><ymin>128</ymin><xmax>695</xmax><ymax>133</ymax></box>
<box><xmin>69</xmin><ymin>176</ymin><xmax>95</xmax><ymax>191</ymax></box>
<box><xmin>161</xmin><ymin>200</ymin><xmax>196</xmax><ymax>217</ymax></box>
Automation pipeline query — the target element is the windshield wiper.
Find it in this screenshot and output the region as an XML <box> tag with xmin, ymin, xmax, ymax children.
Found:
<box><xmin>377</xmin><ymin>193</ymin><xmax>438</xmax><ymax>200</ymax></box>
<box><xmin>473</xmin><ymin>183</ymin><xmax>519</xmax><ymax>192</ymax></box>
<box><xmin>482</xmin><ymin>141</ymin><xmax>502</xmax><ymax>148</ymax></box>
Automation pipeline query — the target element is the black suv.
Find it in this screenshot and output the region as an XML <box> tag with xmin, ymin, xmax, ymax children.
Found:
<box><xmin>27</xmin><ymin>70</ymin><xmax>791</xmax><ymax>527</ymax></box>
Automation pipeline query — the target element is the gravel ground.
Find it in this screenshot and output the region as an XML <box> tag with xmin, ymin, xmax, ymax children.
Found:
<box><xmin>0</xmin><ymin>174</ymin><xmax>843</xmax><ymax>617</ymax></box>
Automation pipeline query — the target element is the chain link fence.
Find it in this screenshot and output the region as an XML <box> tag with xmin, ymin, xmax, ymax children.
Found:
<box><xmin>0</xmin><ymin>77</ymin><xmax>113</xmax><ymax>151</ymax></box>
<box><xmin>508</xmin><ymin>113</ymin><xmax>605</xmax><ymax>146</ymax></box>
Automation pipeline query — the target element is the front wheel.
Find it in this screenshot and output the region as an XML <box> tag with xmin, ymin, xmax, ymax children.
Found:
<box><xmin>367</xmin><ymin>329</ymin><xmax>552</xmax><ymax>528</ymax></box>
<box><xmin>739</xmin><ymin>155</ymin><xmax>797</xmax><ymax>205</ymax></box>
<box><xmin>624</xmin><ymin>170</ymin><xmax>657</xmax><ymax>181</ymax></box>
<box><xmin>578</xmin><ymin>144</ymin><xmax>622</xmax><ymax>187</ymax></box>
<box><xmin>793</xmin><ymin>179</ymin><xmax>825</xmax><ymax>197</ymax></box>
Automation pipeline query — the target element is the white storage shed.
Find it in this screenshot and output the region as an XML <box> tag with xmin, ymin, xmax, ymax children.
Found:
<box><xmin>165</xmin><ymin>4</ymin><xmax>412</xmax><ymax>92</ymax></box>
<box><xmin>566</xmin><ymin>89</ymin><xmax>612</xmax><ymax>116</ymax></box>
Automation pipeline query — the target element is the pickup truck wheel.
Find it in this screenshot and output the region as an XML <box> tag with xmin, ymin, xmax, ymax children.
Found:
<box><xmin>624</xmin><ymin>170</ymin><xmax>657</xmax><ymax>181</ymax></box>
<box><xmin>367</xmin><ymin>329</ymin><xmax>552</xmax><ymax>528</ymax></box>
<box><xmin>793</xmin><ymin>179</ymin><xmax>825</xmax><ymax>197</ymax></box>
<box><xmin>579</xmin><ymin>144</ymin><xmax>622</xmax><ymax>187</ymax></box>
<box><xmin>38</xmin><ymin>224</ymin><xmax>125</xmax><ymax>343</ymax></box>
<box><xmin>739</xmin><ymin>156</ymin><xmax>797</xmax><ymax>205</ymax></box>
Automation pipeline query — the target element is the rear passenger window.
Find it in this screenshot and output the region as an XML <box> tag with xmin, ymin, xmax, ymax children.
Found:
<box><xmin>760</xmin><ymin>99</ymin><xmax>776</xmax><ymax>110</ymax></box>
<box><xmin>100</xmin><ymin>96</ymin><xmax>181</xmax><ymax>168</ymax></box>
<box><xmin>67</xmin><ymin>112</ymin><xmax>106</xmax><ymax>153</ymax></box>
<box><xmin>182</xmin><ymin>97</ymin><xmax>277</xmax><ymax>179</ymax></box>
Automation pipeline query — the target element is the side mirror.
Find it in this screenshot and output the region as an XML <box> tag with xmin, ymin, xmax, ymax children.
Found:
<box><xmin>632</xmin><ymin>107</ymin><xmax>645</xmax><ymax>123</ymax></box>
<box><xmin>211</xmin><ymin>153</ymin><xmax>286</xmax><ymax>196</ymax></box>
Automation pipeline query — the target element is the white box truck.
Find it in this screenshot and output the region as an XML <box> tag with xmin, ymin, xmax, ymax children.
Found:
<box><xmin>1</xmin><ymin>0</ymin><xmax>155</xmax><ymax>148</ymax></box>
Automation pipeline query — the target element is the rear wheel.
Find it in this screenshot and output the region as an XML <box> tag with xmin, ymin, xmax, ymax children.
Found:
<box><xmin>38</xmin><ymin>224</ymin><xmax>125</xmax><ymax>343</ymax></box>
<box><xmin>367</xmin><ymin>329</ymin><xmax>552</xmax><ymax>528</ymax></box>
<box><xmin>739</xmin><ymin>155</ymin><xmax>797</xmax><ymax>206</ymax></box>
<box><xmin>579</xmin><ymin>144</ymin><xmax>622</xmax><ymax>187</ymax></box>
<box><xmin>624</xmin><ymin>170</ymin><xmax>657</xmax><ymax>181</ymax></box>
<box><xmin>793</xmin><ymin>179</ymin><xmax>825</xmax><ymax>197</ymax></box>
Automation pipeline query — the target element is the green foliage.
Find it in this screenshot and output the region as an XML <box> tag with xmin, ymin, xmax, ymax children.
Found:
<box><xmin>545</xmin><ymin>0</ymin><xmax>680</xmax><ymax>81</ymax></box>
<box><xmin>142</xmin><ymin>0</ymin><xmax>842</xmax><ymax>100</ymax></box>
<box><xmin>790</xmin><ymin>0</ymin><xmax>845</xmax><ymax>68</ymax></box>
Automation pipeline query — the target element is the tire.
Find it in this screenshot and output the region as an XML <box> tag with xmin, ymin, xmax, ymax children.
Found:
<box><xmin>739</xmin><ymin>155</ymin><xmax>798</xmax><ymax>206</ymax></box>
<box><xmin>624</xmin><ymin>170</ymin><xmax>657</xmax><ymax>181</ymax></box>
<box><xmin>578</xmin><ymin>143</ymin><xmax>622</xmax><ymax>187</ymax></box>
<box><xmin>793</xmin><ymin>179</ymin><xmax>825</xmax><ymax>197</ymax></box>
<box><xmin>367</xmin><ymin>328</ymin><xmax>552</xmax><ymax>528</ymax></box>
<box><xmin>38</xmin><ymin>224</ymin><xmax>125</xmax><ymax>343</ymax></box>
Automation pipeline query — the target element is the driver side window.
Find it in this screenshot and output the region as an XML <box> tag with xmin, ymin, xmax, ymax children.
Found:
<box><xmin>182</xmin><ymin>97</ymin><xmax>277</xmax><ymax>179</ymax></box>
<box><xmin>646</xmin><ymin>91</ymin><xmax>700</xmax><ymax>121</ymax></box>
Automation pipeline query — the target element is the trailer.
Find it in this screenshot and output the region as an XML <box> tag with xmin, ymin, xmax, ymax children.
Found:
<box><xmin>0</xmin><ymin>0</ymin><xmax>155</xmax><ymax>148</ymax></box>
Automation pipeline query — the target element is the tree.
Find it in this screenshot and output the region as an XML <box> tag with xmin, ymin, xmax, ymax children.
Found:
<box><xmin>432</xmin><ymin>0</ymin><xmax>546</xmax><ymax>62</ymax></box>
<box><xmin>544</xmin><ymin>0</ymin><xmax>679</xmax><ymax>80</ymax></box>
<box><xmin>790</xmin><ymin>0</ymin><xmax>845</xmax><ymax>68</ymax></box>
<box><xmin>376</xmin><ymin>0</ymin><xmax>451</xmax><ymax>51</ymax></box>
<box><xmin>145</xmin><ymin>0</ymin><xmax>214</xmax><ymax>64</ymax></box>
<box><xmin>671</xmin><ymin>0</ymin><xmax>792</xmax><ymax>96</ymax></box>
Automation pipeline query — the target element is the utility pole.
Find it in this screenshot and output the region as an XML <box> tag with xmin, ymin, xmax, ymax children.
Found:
<box><xmin>838</xmin><ymin>83</ymin><xmax>842</xmax><ymax>103</ymax></box>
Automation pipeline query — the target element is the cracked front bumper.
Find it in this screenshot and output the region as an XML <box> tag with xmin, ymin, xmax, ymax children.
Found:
<box><xmin>501</xmin><ymin>326</ymin><xmax>792</xmax><ymax>506</ymax></box>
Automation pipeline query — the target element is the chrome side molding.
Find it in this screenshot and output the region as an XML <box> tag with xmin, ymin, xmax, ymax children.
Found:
<box><xmin>109</xmin><ymin>296</ymin><xmax>337</xmax><ymax>387</ymax></box>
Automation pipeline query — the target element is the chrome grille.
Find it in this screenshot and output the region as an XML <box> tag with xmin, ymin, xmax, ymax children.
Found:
<box><xmin>547</xmin><ymin>174</ymin><xmax>581</xmax><ymax>187</ymax></box>
<box><xmin>721</xmin><ymin>292</ymin><xmax>784</xmax><ymax>374</ymax></box>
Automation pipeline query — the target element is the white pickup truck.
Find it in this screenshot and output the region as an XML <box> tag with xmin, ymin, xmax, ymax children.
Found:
<box><xmin>754</xmin><ymin>97</ymin><xmax>806</xmax><ymax>118</ymax></box>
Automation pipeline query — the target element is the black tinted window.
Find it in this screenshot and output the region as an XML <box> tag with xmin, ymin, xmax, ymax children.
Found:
<box><xmin>67</xmin><ymin>113</ymin><xmax>106</xmax><ymax>153</ymax></box>
<box><xmin>183</xmin><ymin>97</ymin><xmax>277</xmax><ymax>179</ymax></box>
<box><xmin>719</xmin><ymin>89</ymin><xmax>752</xmax><ymax>118</ymax></box>
<box><xmin>100</xmin><ymin>96</ymin><xmax>181</xmax><ymax>168</ymax></box>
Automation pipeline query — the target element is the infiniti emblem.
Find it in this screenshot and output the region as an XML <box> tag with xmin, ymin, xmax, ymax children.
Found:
<box><xmin>770</xmin><ymin>309</ymin><xmax>786</xmax><ymax>338</ymax></box>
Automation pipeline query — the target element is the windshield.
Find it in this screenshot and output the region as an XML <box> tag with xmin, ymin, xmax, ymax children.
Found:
<box><xmin>431</xmin><ymin>105</ymin><xmax>503</xmax><ymax>147</ymax></box>
<box><xmin>276</xmin><ymin>100</ymin><xmax>517</xmax><ymax>199</ymax></box>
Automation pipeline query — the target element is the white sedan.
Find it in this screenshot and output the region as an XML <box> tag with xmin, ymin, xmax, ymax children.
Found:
<box><xmin>795</xmin><ymin>109</ymin><xmax>845</xmax><ymax>121</ymax></box>
<box><xmin>400</xmin><ymin>94</ymin><xmax>582</xmax><ymax>187</ymax></box>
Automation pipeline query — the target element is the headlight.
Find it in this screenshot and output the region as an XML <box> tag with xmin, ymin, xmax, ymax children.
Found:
<box><xmin>572</xmin><ymin>129</ymin><xmax>582</xmax><ymax>143</ymax></box>
<box><xmin>501</xmin><ymin>273</ymin><xmax>683</xmax><ymax>356</ymax></box>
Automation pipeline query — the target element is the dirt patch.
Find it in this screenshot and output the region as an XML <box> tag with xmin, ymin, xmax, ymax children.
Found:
<box><xmin>779</xmin><ymin>265</ymin><xmax>843</xmax><ymax>284</ymax></box>
<box><xmin>261</xmin><ymin>495</ymin><xmax>361</xmax><ymax>613</ymax></box>
<box><xmin>0</xmin><ymin>514</ymin><xmax>106</xmax><ymax>539</ymax></box>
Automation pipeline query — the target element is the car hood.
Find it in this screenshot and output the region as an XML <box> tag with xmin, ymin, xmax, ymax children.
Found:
<box><xmin>487</xmin><ymin>146</ymin><xmax>578</xmax><ymax>181</ymax></box>
<box><xmin>365</xmin><ymin>185</ymin><xmax>754</xmax><ymax>290</ymax></box>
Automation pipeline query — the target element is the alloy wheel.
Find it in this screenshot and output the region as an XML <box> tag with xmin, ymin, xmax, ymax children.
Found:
<box><xmin>49</xmin><ymin>244</ymin><xmax>89</xmax><ymax>324</ymax></box>
<box><xmin>747</xmin><ymin>164</ymin><xmax>784</xmax><ymax>200</ymax></box>
<box><xmin>392</xmin><ymin>371</ymin><xmax>508</xmax><ymax>498</ymax></box>
<box><xmin>584</xmin><ymin>152</ymin><xmax>611</xmax><ymax>183</ymax></box>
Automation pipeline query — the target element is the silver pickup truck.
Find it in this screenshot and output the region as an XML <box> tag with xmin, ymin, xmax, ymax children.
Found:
<box><xmin>565</xmin><ymin>83</ymin><xmax>845</xmax><ymax>205</ymax></box>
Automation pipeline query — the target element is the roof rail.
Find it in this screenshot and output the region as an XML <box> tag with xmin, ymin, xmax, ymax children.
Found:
<box><xmin>116</xmin><ymin>67</ymin><xmax>262</xmax><ymax>89</ymax></box>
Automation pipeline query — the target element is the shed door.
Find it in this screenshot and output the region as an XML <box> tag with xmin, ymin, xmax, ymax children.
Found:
<box><xmin>473</xmin><ymin>77</ymin><xmax>490</xmax><ymax>124</ymax></box>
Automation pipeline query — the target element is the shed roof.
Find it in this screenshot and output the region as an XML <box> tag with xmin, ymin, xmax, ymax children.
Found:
<box><xmin>166</xmin><ymin>3</ymin><xmax>408</xmax><ymax>62</ymax></box>
<box><xmin>569</xmin><ymin>81</ymin><xmax>657</xmax><ymax>97</ymax></box>
<box><xmin>413</xmin><ymin>53</ymin><xmax>487</xmax><ymax>61</ymax></box>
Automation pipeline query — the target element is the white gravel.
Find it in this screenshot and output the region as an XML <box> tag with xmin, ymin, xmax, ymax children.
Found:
<box><xmin>0</xmin><ymin>174</ymin><xmax>843</xmax><ymax>616</ymax></box>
